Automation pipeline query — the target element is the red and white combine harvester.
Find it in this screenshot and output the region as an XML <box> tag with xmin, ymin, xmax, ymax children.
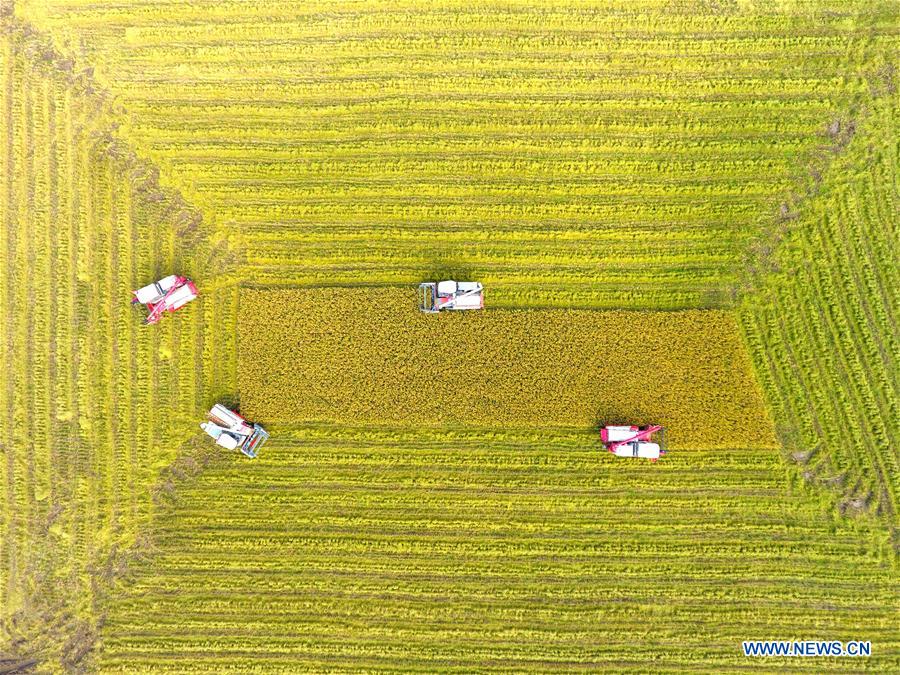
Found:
<box><xmin>419</xmin><ymin>280</ymin><xmax>484</xmax><ymax>313</ymax></box>
<box><xmin>601</xmin><ymin>425</ymin><xmax>667</xmax><ymax>461</ymax></box>
<box><xmin>200</xmin><ymin>404</ymin><xmax>269</xmax><ymax>459</ymax></box>
<box><xmin>132</xmin><ymin>275</ymin><xmax>198</xmax><ymax>325</ymax></box>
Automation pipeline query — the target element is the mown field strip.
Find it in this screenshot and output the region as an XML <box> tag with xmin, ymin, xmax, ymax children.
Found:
<box><xmin>128</xmin><ymin>101</ymin><xmax>837</xmax><ymax>135</ymax></box>
<box><xmin>0</xmin><ymin>18</ymin><xmax>238</xmax><ymax>668</ymax></box>
<box><xmin>20</xmin><ymin>0</ymin><xmax>883</xmax><ymax>307</ymax></box>
<box><xmin>93</xmin><ymin>430</ymin><xmax>898</xmax><ymax>672</ymax></box>
<box><xmin>740</xmin><ymin>92</ymin><xmax>898</xmax><ymax>529</ymax></box>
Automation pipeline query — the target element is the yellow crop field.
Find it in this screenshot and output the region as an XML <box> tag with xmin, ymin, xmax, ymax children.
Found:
<box><xmin>741</xmin><ymin>92</ymin><xmax>899</xmax><ymax>527</ymax></box>
<box><xmin>239</xmin><ymin>288</ymin><xmax>775</xmax><ymax>448</ymax></box>
<box><xmin>0</xmin><ymin>15</ymin><xmax>238</xmax><ymax>668</ymax></box>
<box><xmin>1</xmin><ymin>0</ymin><xmax>897</xmax><ymax>671</ymax></box>
<box><xmin>17</xmin><ymin>0</ymin><xmax>896</xmax><ymax>310</ymax></box>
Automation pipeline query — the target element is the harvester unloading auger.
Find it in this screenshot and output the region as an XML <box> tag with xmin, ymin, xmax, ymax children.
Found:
<box><xmin>600</xmin><ymin>425</ymin><xmax>667</xmax><ymax>461</ymax></box>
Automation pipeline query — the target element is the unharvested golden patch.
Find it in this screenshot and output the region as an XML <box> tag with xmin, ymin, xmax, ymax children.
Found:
<box><xmin>239</xmin><ymin>288</ymin><xmax>775</xmax><ymax>448</ymax></box>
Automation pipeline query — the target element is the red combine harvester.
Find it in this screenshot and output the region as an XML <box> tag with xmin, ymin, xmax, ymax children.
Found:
<box><xmin>601</xmin><ymin>425</ymin><xmax>666</xmax><ymax>461</ymax></box>
<box><xmin>419</xmin><ymin>280</ymin><xmax>484</xmax><ymax>313</ymax></box>
<box><xmin>200</xmin><ymin>404</ymin><xmax>269</xmax><ymax>459</ymax></box>
<box><xmin>132</xmin><ymin>275</ymin><xmax>198</xmax><ymax>325</ymax></box>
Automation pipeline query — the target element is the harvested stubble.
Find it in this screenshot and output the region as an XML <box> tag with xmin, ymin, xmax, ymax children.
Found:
<box><xmin>0</xmin><ymin>19</ymin><xmax>236</xmax><ymax>668</ymax></box>
<box><xmin>19</xmin><ymin>0</ymin><xmax>891</xmax><ymax>309</ymax></box>
<box><xmin>239</xmin><ymin>288</ymin><xmax>775</xmax><ymax>448</ymax></box>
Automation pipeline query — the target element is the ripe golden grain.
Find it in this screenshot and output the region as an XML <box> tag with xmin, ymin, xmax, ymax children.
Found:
<box><xmin>239</xmin><ymin>288</ymin><xmax>776</xmax><ymax>448</ymax></box>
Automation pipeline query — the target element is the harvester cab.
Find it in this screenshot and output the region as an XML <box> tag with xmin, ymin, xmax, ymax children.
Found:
<box><xmin>132</xmin><ymin>275</ymin><xmax>198</xmax><ymax>325</ymax></box>
<box><xmin>601</xmin><ymin>425</ymin><xmax>666</xmax><ymax>461</ymax></box>
<box><xmin>200</xmin><ymin>404</ymin><xmax>269</xmax><ymax>458</ymax></box>
<box><xmin>419</xmin><ymin>280</ymin><xmax>484</xmax><ymax>313</ymax></box>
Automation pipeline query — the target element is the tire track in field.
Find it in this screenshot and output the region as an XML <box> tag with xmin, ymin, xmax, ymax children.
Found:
<box><xmin>45</xmin><ymin>83</ymin><xmax>61</xmax><ymax>547</ymax></box>
<box><xmin>1</xmin><ymin>26</ymin><xmax>18</xmax><ymax>621</ymax></box>
<box><xmin>14</xmin><ymin>48</ymin><xmax>35</xmax><ymax>627</ymax></box>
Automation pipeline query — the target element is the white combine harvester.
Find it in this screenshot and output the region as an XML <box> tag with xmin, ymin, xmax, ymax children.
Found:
<box><xmin>601</xmin><ymin>424</ymin><xmax>667</xmax><ymax>461</ymax></box>
<box><xmin>418</xmin><ymin>280</ymin><xmax>484</xmax><ymax>313</ymax></box>
<box><xmin>200</xmin><ymin>404</ymin><xmax>269</xmax><ymax>458</ymax></box>
<box><xmin>132</xmin><ymin>274</ymin><xmax>198</xmax><ymax>325</ymax></box>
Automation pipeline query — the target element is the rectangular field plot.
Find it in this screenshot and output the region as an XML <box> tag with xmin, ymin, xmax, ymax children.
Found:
<box><xmin>239</xmin><ymin>289</ymin><xmax>774</xmax><ymax>448</ymax></box>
